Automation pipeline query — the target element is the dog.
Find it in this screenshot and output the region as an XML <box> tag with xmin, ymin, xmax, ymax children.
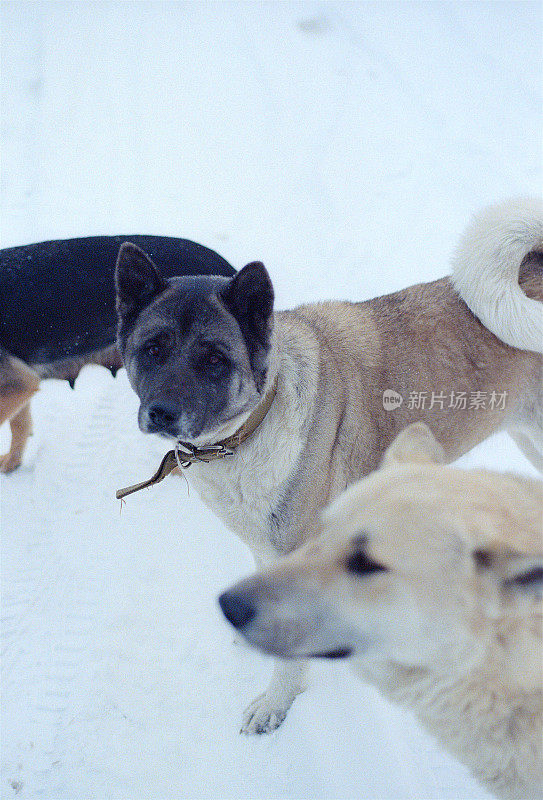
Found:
<box><xmin>219</xmin><ymin>421</ymin><xmax>543</xmax><ymax>800</ymax></box>
<box><xmin>115</xmin><ymin>197</ymin><xmax>542</xmax><ymax>734</ymax></box>
<box><xmin>0</xmin><ymin>234</ymin><xmax>234</xmax><ymax>471</ymax></box>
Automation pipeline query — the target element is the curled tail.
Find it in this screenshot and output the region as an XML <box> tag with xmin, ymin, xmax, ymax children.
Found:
<box><xmin>451</xmin><ymin>197</ymin><xmax>543</xmax><ymax>353</ymax></box>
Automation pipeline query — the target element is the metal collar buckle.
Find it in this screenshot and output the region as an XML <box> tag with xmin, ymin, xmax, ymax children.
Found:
<box><xmin>174</xmin><ymin>442</ymin><xmax>197</xmax><ymax>468</ymax></box>
<box><xmin>174</xmin><ymin>441</ymin><xmax>234</xmax><ymax>469</ymax></box>
<box><xmin>200</xmin><ymin>444</ymin><xmax>234</xmax><ymax>458</ymax></box>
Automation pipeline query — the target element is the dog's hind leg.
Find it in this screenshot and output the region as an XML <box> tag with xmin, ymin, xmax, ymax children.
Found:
<box><xmin>0</xmin><ymin>350</ymin><xmax>40</xmax><ymax>473</ymax></box>
<box><xmin>0</xmin><ymin>403</ymin><xmax>34</xmax><ymax>473</ymax></box>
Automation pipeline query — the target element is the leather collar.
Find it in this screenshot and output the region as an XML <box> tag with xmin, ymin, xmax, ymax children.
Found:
<box><xmin>116</xmin><ymin>378</ymin><xmax>278</xmax><ymax>500</ymax></box>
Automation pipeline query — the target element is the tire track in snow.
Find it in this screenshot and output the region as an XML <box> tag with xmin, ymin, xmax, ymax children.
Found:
<box><xmin>2</xmin><ymin>370</ymin><xmax>129</xmax><ymax>798</ymax></box>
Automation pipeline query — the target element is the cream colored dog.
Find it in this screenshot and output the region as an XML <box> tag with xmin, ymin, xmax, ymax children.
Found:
<box><xmin>220</xmin><ymin>422</ymin><xmax>543</xmax><ymax>800</ymax></box>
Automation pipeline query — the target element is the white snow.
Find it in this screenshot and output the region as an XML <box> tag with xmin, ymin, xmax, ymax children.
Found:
<box><xmin>1</xmin><ymin>2</ymin><xmax>541</xmax><ymax>799</ymax></box>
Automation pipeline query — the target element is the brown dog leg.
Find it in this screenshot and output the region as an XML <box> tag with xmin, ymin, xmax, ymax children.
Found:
<box><xmin>0</xmin><ymin>351</ymin><xmax>40</xmax><ymax>473</ymax></box>
<box><xmin>0</xmin><ymin>402</ymin><xmax>34</xmax><ymax>473</ymax></box>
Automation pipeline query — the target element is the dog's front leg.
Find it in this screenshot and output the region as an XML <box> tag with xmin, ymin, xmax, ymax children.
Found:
<box><xmin>241</xmin><ymin>657</ymin><xmax>308</xmax><ymax>735</ymax></box>
<box><xmin>239</xmin><ymin>552</ymin><xmax>308</xmax><ymax>734</ymax></box>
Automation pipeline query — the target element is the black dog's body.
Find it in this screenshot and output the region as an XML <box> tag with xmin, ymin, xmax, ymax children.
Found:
<box><xmin>1</xmin><ymin>235</ymin><xmax>234</xmax><ymax>365</ymax></box>
<box><xmin>0</xmin><ymin>235</ymin><xmax>235</xmax><ymax>471</ymax></box>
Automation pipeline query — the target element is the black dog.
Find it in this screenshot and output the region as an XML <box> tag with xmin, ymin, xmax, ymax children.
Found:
<box><xmin>0</xmin><ymin>235</ymin><xmax>234</xmax><ymax>471</ymax></box>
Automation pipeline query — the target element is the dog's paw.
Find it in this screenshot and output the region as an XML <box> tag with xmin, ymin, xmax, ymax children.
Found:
<box><xmin>240</xmin><ymin>693</ymin><xmax>289</xmax><ymax>735</ymax></box>
<box><xmin>0</xmin><ymin>451</ymin><xmax>22</xmax><ymax>473</ymax></box>
<box><xmin>240</xmin><ymin>660</ymin><xmax>307</xmax><ymax>734</ymax></box>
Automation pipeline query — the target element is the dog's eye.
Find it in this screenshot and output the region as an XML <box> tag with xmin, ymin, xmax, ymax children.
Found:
<box><xmin>144</xmin><ymin>333</ymin><xmax>172</xmax><ymax>362</ymax></box>
<box><xmin>201</xmin><ymin>349</ymin><xmax>227</xmax><ymax>370</ymax></box>
<box><xmin>147</xmin><ymin>343</ymin><xmax>162</xmax><ymax>359</ymax></box>
<box><xmin>346</xmin><ymin>550</ymin><xmax>386</xmax><ymax>576</ymax></box>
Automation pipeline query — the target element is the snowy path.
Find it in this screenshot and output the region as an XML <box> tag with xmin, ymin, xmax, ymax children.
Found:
<box><xmin>1</xmin><ymin>3</ymin><xmax>540</xmax><ymax>799</ymax></box>
<box><xmin>2</xmin><ymin>370</ymin><xmax>501</xmax><ymax>800</ymax></box>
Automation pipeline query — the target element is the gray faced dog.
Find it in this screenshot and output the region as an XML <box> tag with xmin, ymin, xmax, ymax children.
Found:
<box><xmin>116</xmin><ymin>198</ymin><xmax>542</xmax><ymax>734</ymax></box>
<box><xmin>116</xmin><ymin>248</ymin><xmax>271</xmax><ymax>447</ymax></box>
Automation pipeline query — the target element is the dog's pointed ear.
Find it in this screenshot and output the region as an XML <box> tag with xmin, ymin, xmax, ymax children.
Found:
<box><xmin>115</xmin><ymin>242</ymin><xmax>167</xmax><ymax>318</ymax></box>
<box><xmin>381</xmin><ymin>422</ymin><xmax>446</xmax><ymax>469</ymax></box>
<box><xmin>473</xmin><ymin>546</ymin><xmax>543</xmax><ymax>599</ymax></box>
<box><xmin>221</xmin><ymin>262</ymin><xmax>274</xmax><ymax>343</ymax></box>
<box><xmin>221</xmin><ymin>262</ymin><xmax>274</xmax><ymax>391</ymax></box>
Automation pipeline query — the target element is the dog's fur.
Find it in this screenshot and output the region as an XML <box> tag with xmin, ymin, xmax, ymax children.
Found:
<box><xmin>116</xmin><ymin>197</ymin><xmax>543</xmax><ymax>734</ymax></box>
<box><xmin>0</xmin><ymin>344</ymin><xmax>122</xmax><ymax>472</ymax></box>
<box><xmin>219</xmin><ymin>422</ymin><xmax>543</xmax><ymax>800</ymax></box>
<box><xmin>0</xmin><ymin>235</ymin><xmax>234</xmax><ymax>472</ymax></box>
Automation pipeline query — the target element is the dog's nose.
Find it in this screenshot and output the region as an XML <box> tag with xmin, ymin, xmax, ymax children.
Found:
<box><xmin>147</xmin><ymin>404</ymin><xmax>178</xmax><ymax>429</ymax></box>
<box><xmin>218</xmin><ymin>591</ymin><xmax>256</xmax><ymax>629</ymax></box>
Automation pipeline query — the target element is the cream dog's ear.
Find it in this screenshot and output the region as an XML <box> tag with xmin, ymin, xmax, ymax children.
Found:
<box><xmin>381</xmin><ymin>422</ymin><xmax>446</xmax><ymax>468</ymax></box>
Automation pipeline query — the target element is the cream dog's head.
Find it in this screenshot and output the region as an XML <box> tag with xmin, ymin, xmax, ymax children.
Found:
<box><xmin>219</xmin><ymin>423</ymin><xmax>543</xmax><ymax>671</ymax></box>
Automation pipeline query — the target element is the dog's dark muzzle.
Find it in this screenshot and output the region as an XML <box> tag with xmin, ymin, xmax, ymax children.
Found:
<box><xmin>140</xmin><ymin>403</ymin><xmax>184</xmax><ymax>437</ymax></box>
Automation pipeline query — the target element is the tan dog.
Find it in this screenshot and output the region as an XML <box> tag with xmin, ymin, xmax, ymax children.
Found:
<box><xmin>117</xmin><ymin>197</ymin><xmax>542</xmax><ymax>733</ymax></box>
<box><xmin>220</xmin><ymin>422</ymin><xmax>543</xmax><ymax>800</ymax></box>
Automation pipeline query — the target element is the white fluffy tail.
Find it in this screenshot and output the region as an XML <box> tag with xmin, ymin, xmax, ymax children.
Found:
<box><xmin>451</xmin><ymin>197</ymin><xmax>543</xmax><ymax>353</ymax></box>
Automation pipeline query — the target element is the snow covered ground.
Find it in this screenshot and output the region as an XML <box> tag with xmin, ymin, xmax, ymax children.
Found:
<box><xmin>1</xmin><ymin>2</ymin><xmax>541</xmax><ymax>799</ymax></box>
